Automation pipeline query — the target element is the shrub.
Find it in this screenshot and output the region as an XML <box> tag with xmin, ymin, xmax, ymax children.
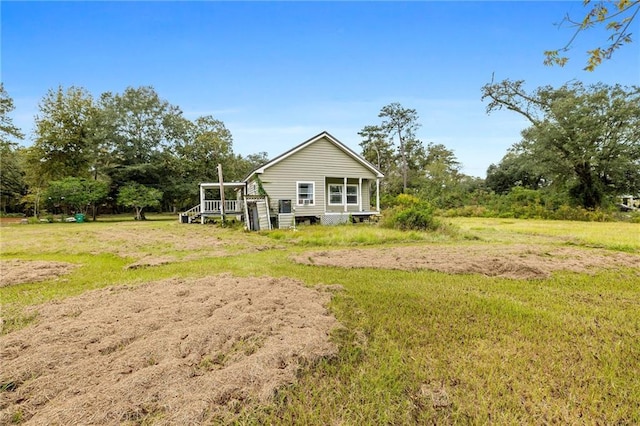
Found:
<box><xmin>382</xmin><ymin>194</ymin><xmax>440</xmax><ymax>231</ymax></box>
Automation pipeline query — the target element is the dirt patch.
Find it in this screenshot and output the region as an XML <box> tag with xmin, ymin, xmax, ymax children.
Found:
<box><xmin>291</xmin><ymin>244</ymin><xmax>640</xmax><ymax>279</ymax></box>
<box><xmin>0</xmin><ymin>275</ymin><xmax>340</xmax><ymax>424</ymax></box>
<box><xmin>0</xmin><ymin>260</ymin><xmax>78</xmax><ymax>287</ymax></box>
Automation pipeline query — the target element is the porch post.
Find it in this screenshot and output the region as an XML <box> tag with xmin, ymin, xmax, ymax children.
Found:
<box><xmin>376</xmin><ymin>178</ymin><xmax>380</xmax><ymax>212</ymax></box>
<box><xmin>343</xmin><ymin>177</ymin><xmax>348</xmax><ymax>212</ymax></box>
<box><xmin>358</xmin><ymin>177</ymin><xmax>363</xmax><ymax>211</ymax></box>
<box><xmin>200</xmin><ymin>184</ymin><xmax>205</xmax><ymax>224</ymax></box>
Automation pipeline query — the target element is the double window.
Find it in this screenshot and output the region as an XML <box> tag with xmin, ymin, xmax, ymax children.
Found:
<box><xmin>328</xmin><ymin>184</ymin><xmax>358</xmax><ymax>205</ymax></box>
<box><xmin>297</xmin><ymin>182</ymin><xmax>315</xmax><ymax>205</ymax></box>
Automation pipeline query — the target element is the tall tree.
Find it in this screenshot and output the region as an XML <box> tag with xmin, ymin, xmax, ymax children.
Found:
<box><xmin>30</xmin><ymin>86</ymin><xmax>96</xmax><ymax>180</ymax></box>
<box><xmin>101</xmin><ymin>86</ymin><xmax>190</xmax><ymax>210</ymax></box>
<box><xmin>545</xmin><ymin>0</ymin><xmax>640</xmax><ymax>70</ymax></box>
<box><xmin>0</xmin><ymin>84</ymin><xmax>26</xmax><ymax>212</ymax></box>
<box><xmin>0</xmin><ymin>83</ymin><xmax>24</xmax><ymax>143</ymax></box>
<box><xmin>176</xmin><ymin>115</ymin><xmax>235</xmax><ymax>182</ymax></box>
<box><xmin>482</xmin><ymin>79</ymin><xmax>640</xmax><ymax>208</ymax></box>
<box><xmin>103</xmin><ymin>86</ymin><xmax>187</xmax><ymax>166</ymax></box>
<box><xmin>419</xmin><ymin>143</ymin><xmax>464</xmax><ymax>206</ymax></box>
<box><xmin>378</xmin><ymin>103</ymin><xmax>421</xmax><ymax>193</ymax></box>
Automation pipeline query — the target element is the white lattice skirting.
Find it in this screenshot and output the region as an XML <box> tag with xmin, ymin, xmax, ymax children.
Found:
<box><xmin>321</xmin><ymin>213</ymin><xmax>350</xmax><ymax>225</ymax></box>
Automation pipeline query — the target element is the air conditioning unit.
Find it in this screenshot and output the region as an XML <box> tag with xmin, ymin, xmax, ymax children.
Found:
<box><xmin>303</xmin><ymin>199</ymin><xmax>312</xmax><ymax>206</ymax></box>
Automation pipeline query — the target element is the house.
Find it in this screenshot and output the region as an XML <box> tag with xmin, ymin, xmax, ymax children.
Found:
<box><xmin>180</xmin><ymin>131</ymin><xmax>384</xmax><ymax>230</ymax></box>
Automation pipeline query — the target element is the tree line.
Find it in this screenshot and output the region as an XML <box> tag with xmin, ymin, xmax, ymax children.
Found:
<box><xmin>1</xmin><ymin>84</ymin><xmax>267</xmax><ymax>218</ymax></box>
<box><xmin>2</xmin><ymin>79</ymin><xmax>639</xmax><ymax>220</ymax></box>
<box><xmin>360</xmin><ymin>80</ymin><xmax>639</xmax><ymax>216</ymax></box>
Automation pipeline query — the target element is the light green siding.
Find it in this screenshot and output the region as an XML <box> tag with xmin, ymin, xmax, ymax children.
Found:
<box><xmin>251</xmin><ymin>136</ymin><xmax>378</xmax><ymax>216</ymax></box>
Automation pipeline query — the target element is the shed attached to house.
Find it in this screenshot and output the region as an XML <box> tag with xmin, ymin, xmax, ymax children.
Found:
<box><xmin>244</xmin><ymin>131</ymin><xmax>384</xmax><ymax>229</ymax></box>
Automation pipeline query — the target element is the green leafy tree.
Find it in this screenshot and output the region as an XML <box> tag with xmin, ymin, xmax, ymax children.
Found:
<box><xmin>0</xmin><ymin>84</ymin><xmax>26</xmax><ymax>212</ymax></box>
<box><xmin>0</xmin><ymin>143</ymin><xmax>26</xmax><ymax>213</ymax></box>
<box><xmin>103</xmin><ymin>86</ymin><xmax>187</xmax><ymax>166</ymax></box>
<box><xmin>482</xmin><ymin>79</ymin><xmax>640</xmax><ymax>208</ymax></box>
<box><xmin>101</xmin><ymin>86</ymin><xmax>190</xmax><ymax>210</ymax></box>
<box><xmin>29</xmin><ymin>86</ymin><xmax>97</xmax><ymax>181</ymax></box>
<box><xmin>485</xmin><ymin>148</ymin><xmax>548</xmax><ymax>195</ymax></box>
<box><xmin>419</xmin><ymin>143</ymin><xmax>463</xmax><ymax>206</ymax></box>
<box><xmin>117</xmin><ymin>182</ymin><xmax>163</xmax><ymax>220</ymax></box>
<box><xmin>176</xmin><ymin>115</ymin><xmax>235</xmax><ymax>181</ymax></box>
<box><xmin>545</xmin><ymin>0</ymin><xmax>640</xmax><ymax>70</ymax></box>
<box><xmin>45</xmin><ymin>177</ymin><xmax>109</xmax><ymax>217</ymax></box>
<box><xmin>0</xmin><ymin>83</ymin><xmax>24</xmax><ymax>143</ymax></box>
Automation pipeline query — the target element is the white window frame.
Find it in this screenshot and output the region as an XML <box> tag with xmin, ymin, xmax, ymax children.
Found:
<box><xmin>328</xmin><ymin>184</ymin><xmax>344</xmax><ymax>205</ymax></box>
<box><xmin>346</xmin><ymin>184</ymin><xmax>359</xmax><ymax>205</ymax></box>
<box><xmin>296</xmin><ymin>181</ymin><xmax>315</xmax><ymax>206</ymax></box>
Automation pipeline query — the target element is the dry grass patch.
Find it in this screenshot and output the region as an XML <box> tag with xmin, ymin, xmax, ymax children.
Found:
<box><xmin>292</xmin><ymin>244</ymin><xmax>640</xmax><ymax>279</ymax></box>
<box><xmin>0</xmin><ymin>274</ymin><xmax>340</xmax><ymax>425</ymax></box>
<box><xmin>0</xmin><ymin>260</ymin><xmax>78</xmax><ymax>287</ymax></box>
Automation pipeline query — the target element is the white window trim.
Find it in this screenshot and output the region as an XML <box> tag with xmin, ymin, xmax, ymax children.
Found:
<box><xmin>328</xmin><ymin>184</ymin><xmax>344</xmax><ymax>205</ymax></box>
<box><xmin>296</xmin><ymin>181</ymin><xmax>315</xmax><ymax>206</ymax></box>
<box><xmin>346</xmin><ymin>184</ymin><xmax>359</xmax><ymax>205</ymax></box>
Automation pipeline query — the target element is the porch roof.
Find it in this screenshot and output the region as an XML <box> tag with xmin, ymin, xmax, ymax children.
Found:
<box><xmin>199</xmin><ymin>182</ymin><xmax>246</xmax><ymax>189</ymax></box>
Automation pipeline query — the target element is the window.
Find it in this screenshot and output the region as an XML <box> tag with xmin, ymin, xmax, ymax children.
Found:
<box><xmin>297</xmin><ymin>182</ymin><xmax>314</xmax><ymax>205</ymax></box>
<box><xmin>328</xmin><ymin>184</ymin><xmax>343</xmax><ymax>205</ymax></box>
<box><xmin>346</xmin><ymin>185</ymin><xmax>358</xmax><ymax>205</ymax></box>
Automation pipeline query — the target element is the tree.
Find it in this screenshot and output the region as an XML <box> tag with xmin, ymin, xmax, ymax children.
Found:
<box><xmin>176</xmin><ymin>115</ymin><xmax>235</xmax><ymax>181</ymax></box>
<box><xmin>0</xmin><ymin>143</ymin><xmax>26</xmax><ymax>213</ymax></box>
<box><xmin>545</xmin><ymin>0</ymin><xmax>640</xmax><ymax>70</ymax></box>
<box><xmin>30</xmin><ymin>86</ymin><xmax>97</xmax><ymax>181</ymax></box>
<box><xmin>378</xmin><ymin>103</ymin><xmax>421</xmax><ymax>193</ymax></box>
<box><xmin>0</xmin><ymin>83</ymin><xmax>24</xmax><ymax>143</ymax></box>
<box><xmin>482</xmin><ymin>79</ymin><xmax>640</xmax><ymax>208</ymax></box>
<box><xmin>101</xmin><ymin>86</ymin><xmax>190</xmax><ymax>210</ymax></box>
<box><xmin>45</xmin><ymin>177</ymin><xmax>109</xmax><ymax>217</ymax></box>
<box><xmin>0</xmin><ymin>84</ymin><xmax>26</xmax><ymax>212</ymax></box>
<box><xmin>103</xmin><ymin>86</ymin><xmax>187</xmax><ymax>166</ymax></box>
<box><xmin>485</xmin><ymin>147</ymin><xmax>548</xmax><ymax>195</ymax></box>
<box><xmin>117</xmin><ymin>182</ymin><xmax>163</xmax><ymax>220</ymax></box>
<box><xmin>419</xmin><ymin>143</ymin><xmax>462</xmax><ymax>204</ymax></box>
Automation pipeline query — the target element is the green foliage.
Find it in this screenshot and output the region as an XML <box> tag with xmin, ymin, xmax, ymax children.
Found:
<box><xmin>382</xmin><ymin>194</ymin><xmax>440</xmax><ymax>231</ymax></box>
<box><xmin>0</xmin><ymin>83</ymin><xmax>24</xmax><ymax>144</ymax></box>
<box><xmin>0</xmin><ymin>142</ymin><xmax>26</xmax><ymax>213</ymax></box>
<box><xmin>545</xmin><ymin>0</ymin><xmax>640</xmax><ymax>70</ymax></box>
<box><xmin>30</xmin><ymin>86</ymin><xmax>97</xmax><ymax>181</ymax></box>
<box><xmin>483</xmin><ymin>80</ymin><xmax>640</xmax><ymax>209</ymax></box>
<box><xmin>117</xmin><ymin>183</ymin><xmax>163</xmax><ymax>220</ymax></box>
<box><xmin>440</xmin><ymin>187</ymin><xmax>628</xmax><ymax>222</ymax></box>
<box><xmin>45</xmin><ymin>177</ymin><xmax>109</xmax><ymax>216</ymax></box>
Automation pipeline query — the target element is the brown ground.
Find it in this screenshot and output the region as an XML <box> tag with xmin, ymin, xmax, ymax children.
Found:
<box><xmin>0</xmin><ymin>275</ymin><xmax>340</xmax><ymax>424</ymax></box>
<box><xmin>291</xmin><ymin>244</ymin><xmax>640</xmax><ymax>279</ymax></box>
<box><xmin>0</xmin><ymin>260</ymin><xmax>78</xmax><ymax>287</ymax></box>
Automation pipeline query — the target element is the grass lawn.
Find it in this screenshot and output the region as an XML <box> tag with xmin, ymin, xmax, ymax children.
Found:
<box><xmin>1</xmin><ymin>216</ymin><xmax>639</xmax><ymax>424</ymax></box>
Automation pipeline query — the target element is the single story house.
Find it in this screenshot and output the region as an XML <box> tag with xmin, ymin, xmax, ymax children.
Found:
<box><xmin>180</xmin><ymin>131</ymin><xmax>384</xmax><ymax>230</ymax></box>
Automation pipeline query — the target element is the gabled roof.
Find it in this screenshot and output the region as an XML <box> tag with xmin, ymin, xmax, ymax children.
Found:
<box><xmin>244</xmin><ymin>131</ymin><xmax>384</xmax><ymax>181</ymax></box>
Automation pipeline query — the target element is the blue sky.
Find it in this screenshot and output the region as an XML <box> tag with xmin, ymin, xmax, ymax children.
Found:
<box><xmin>2</xmin><ymin>1</ymin><xmax>639</xmax><ymax>177</ymax></box>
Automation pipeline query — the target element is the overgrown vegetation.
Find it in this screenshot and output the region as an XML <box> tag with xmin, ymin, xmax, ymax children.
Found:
<box><xmin>381</xmin><ymin>194</ymin><xmax>441</xmax><ymax>231</ymax></box>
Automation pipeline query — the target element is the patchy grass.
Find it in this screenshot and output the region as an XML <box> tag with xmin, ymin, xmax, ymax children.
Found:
<box><xmin>1</xmin><ymin>216</ymin><xmax>639</xmax><ymax>423</ymax></box>
<box><xmin>448</xmin><ymin>217</ymin><xmax>640</xmax><ymax>253</ymax></box>
<box><xmin>263</xmin><ymin>222</ymin><xmax>459</xmax><ymax>247</ymax></box>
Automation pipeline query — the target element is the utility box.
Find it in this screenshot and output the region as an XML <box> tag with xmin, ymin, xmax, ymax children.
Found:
<box><xmin>279</xmin><ymin>199</ymin><xmax>292</xmax><ymax>214</ymax></box>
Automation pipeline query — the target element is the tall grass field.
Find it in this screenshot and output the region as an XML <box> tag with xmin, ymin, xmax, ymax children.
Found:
<box><xmin>1</xmin><ymin>215</ymin><xmax>639</xmax><ymax>424</ymax></box>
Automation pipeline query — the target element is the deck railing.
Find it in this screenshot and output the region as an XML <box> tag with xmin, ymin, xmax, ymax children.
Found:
<box><xmin>203</xmin><ymin>200</ymin><xmax>242</xmax><ymax>213</ymax></box>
